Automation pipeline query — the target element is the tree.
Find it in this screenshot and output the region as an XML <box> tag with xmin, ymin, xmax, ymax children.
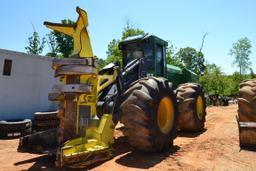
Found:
<box><xmin>166</xmin><ymin>41</ymin><xmax>183</xmax><ymax>67</ymax></box>
<box><xmin>176</xmin><ymin>47</ymin><xmax>206</xmax><ymax>75</ymax></box>
<box><xmin>25</xmin><ymin>31</ymin><xmax>45</xmax><ymax>55</ymax></box>
<box><xmin>229</xmin><ymin>37</ymin><xmax>252</xmax><ymax>79</ymax></box>
<box><xmin>105</xmin><ymin>39</ymin><xmax>122</xmax><ymax>65</ymax></box>
<box><xmin>97</xmin><ymin>58</ymin><xmax>106</xmax><ymax>69</ymax></box>
<box><xmin>229</xmin><ymin>72</ymin><xmax>241</xmax><ymax>96</ymax></box>
<box><xmin>105</xmin><ymin>19</ymin><xmax>144</xmax><ymax>66</ymax></box>
<box><xmin>166</xmin><ymin>33</ymin><xmax>208</xmax><ymax>71</ymax></box>
<box><xmin>250</xmin><ymin>68</ymin><xmax>256</xmax><ymax>79</ymax></box>
<box><xmin>199</xmin><ymin>32</ymin><xmax>209</xmax><ymax>52</ymax></box>
<box><xmin>199</xmin><ymin>64</ymin><xmax>245</xmax><ymax>96</ymax></box>
<box><xmin>199</xmin><ymin>64</ymin><xmax>225</xmax><ymax>95</ymax></box>
<box><xmin>52</xmin><ymin>19</ymin><xmax>74</xmax><ymax>58</ymax></box>
<box><xmin>46</xmin><ymin>32</ymin><xmax>58</xmax><ymax>57</ymax></box>
<box><xmin>121</xmin><ymin>18</ymin><xmax>144</xmax><ymax>40</ymax></box>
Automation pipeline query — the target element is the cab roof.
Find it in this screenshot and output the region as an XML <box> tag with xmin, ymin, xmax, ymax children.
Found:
<box><xmin>119</xmin><ymin>33</ymin><xmax>168</xmax><ymax>47</ymax></box>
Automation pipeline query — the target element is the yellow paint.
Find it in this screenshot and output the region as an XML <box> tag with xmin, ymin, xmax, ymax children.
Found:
<box><xmin>196</xmin><ymin>96</ymin><xmax>204</xmax><ymax>120</ymax></box>
<box><xmin>86</xmin><ymin>114</ymin><xmax>114</xmax><ymax>144</ymax></box>
<box><xmin>45</xmin><ymin>7</ymin><xmax>116</xmax><ymax>166</ymax></box>
<box><xmin>157</xmin><ymin>96</ymin><xmax>175</xmax><ymax>134</ymax></box>
<box><xmin>62</xmin><ymin>114</ymin><xmax>114</xmax><ymax>158</ymax></box>
<box><xmin>62</xmin><ymin>138</ymin><xmax>109</xmax><ymax>157</ymax></box>
<box><xmin>44</xmin><ymin>7</ymin><xmax>93</xmax><ymax>58</ymax></box>
<box><xmin>45</xmin><ymin>7</ymin><xmax>99</xmax><ymax>132</ymax></box>
<box><xmin>97</xmin><ymin>67</ymin><xmax>119</xmax><ymax>93</ymax></box>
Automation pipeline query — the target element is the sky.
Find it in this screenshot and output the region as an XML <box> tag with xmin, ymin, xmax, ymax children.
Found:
<box><xmin>0</xmin><ymin>0</ymin><xmax>255</xmax><ymax>74</ymax></box>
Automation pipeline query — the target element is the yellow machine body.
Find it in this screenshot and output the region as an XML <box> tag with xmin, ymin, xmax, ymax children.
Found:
<box><xmin>44</xmin><ymin>7</ymin><xmax>117</xmax><ymax>167</ymax></box>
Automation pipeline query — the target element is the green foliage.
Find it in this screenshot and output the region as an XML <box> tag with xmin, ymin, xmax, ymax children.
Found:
<box><xmin>121</xmin><ymin>19</ymin><xmax>145</xmax><ymax>40</ymax></box>
<box><xmin>229</xmin><ymin>37</ymin><xmax>252</xmax><ymax>78</ymax></box>
<box><xmin>250</xmin><ymin>68</ymin><xmax>256</xmax><ymax>79</ymax></box>
<box><xmin>176</xmin><ymin>47</ymin><xmax>206</xmax><ymax>75</ymax></box>
<box><xmin>45</xmin><ymin>32</ymin><xmax>58</xmax><ymax>57</ymax></box>
<box><xmin>105</xmin><ymin>20</ymin><xmax>144</xmax><ymax>67</ymax></box>
<box><xmin>97</xmin><ymin>58</ymin><xmax>106</xmax><ymax>69</ymax></box>
<box><xmin>166</xmin><ymin>42</ymin><xmax>184</xmax><ymax>68</ymax></box>
<box><xmin>25</xmin><ymin>31</ymin><xmax>45</xmax><ymax>55</ymax></box>
<box><xmin>223</xmin><ymin>72</ymin><xmax>251</xmax><ymax>96</ymax></box>
<box><xmin>199</xmin><ymin>64</ymin><xmax>250</xmax><ymax>96</ymax></box>
<box><xmin>199</xmin><ymin>64</ymin><xmax>225</xmax><ymax>95</ymax></box>
<box><xmin>52</xmin><ymin>19</ymin><xmax>74</xmax><ymax>58</ymax></box>
<box><xmin>105</xmin><ymin>39</ymin><xmax>122</xmax><ymax>66</ymax></box>
<box><xmin>228</xmin><ymin>72</ymin><xmax>240</xmax><ymax>96</ymax></box>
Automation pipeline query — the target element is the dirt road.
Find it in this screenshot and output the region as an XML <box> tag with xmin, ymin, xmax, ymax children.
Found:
<box><xmin>0</xmin><ymin>105</ymin><xmax>256</xmax><ymax>171</ymax></box>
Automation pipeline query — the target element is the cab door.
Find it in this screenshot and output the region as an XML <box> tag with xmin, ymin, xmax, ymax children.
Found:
<box><xmin>155</xmin><ymin>44</ymin><xmax>164</xmax><ymax>76</ymax></box>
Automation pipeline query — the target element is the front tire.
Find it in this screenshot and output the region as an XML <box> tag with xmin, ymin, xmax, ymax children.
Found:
<box><xmin>120</xmin><ymin>77</ymin><xmax>178</xmax><ymax>151</ymax></box>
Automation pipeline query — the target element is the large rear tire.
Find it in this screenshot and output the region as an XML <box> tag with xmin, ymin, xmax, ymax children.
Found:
<box><xmin>176</xmin><ymin>83</ymin><xmax>206</xmax><ymax>131</ymax></box>
<box><xmin>238</xmin><ymin>79</ymin><xmax>256</xmax><ymax>122</ymax></box>
<box><xmin>120</xmin><ymin>77</ymin><xmax>178</xmax><ymax>152</ymax></box>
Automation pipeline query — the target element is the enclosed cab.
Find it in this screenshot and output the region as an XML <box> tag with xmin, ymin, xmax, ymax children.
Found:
<box><xmin>119</xmin><ymin>34</ymin><xmax>197</xmax><ymax>89</ymax></box>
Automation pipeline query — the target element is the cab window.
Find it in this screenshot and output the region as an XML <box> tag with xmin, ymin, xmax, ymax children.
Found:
<box><xmin>156</xmin><ymin>45</ymin><xmax>163</xmax><ymax>76</ymax></box>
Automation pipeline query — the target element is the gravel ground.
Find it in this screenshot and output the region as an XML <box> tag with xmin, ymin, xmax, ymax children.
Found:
<box><xmin>0</xmin><ymin>105</ymin><xmax>255</xmax><ymax>171</ymax></box>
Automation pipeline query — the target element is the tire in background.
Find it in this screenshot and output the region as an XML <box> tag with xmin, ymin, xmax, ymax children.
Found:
<box><xmin>237</xmin><ymin>79</ymin><xmax>256</xmax><ymax>148</ymax></box>
<box><xmin>0</xmin><ymin>119</ymin><xmax>32</xmax><ymax>139</ymax></box>
<box><xmin>238</xmin><ymin>79</ymin><xmax>256</xmax><ymax>122</ymax></box>
<box><xmin>176</xmin><ymin>83</ymin><xmax>206</xmax><ymax>131</ymax></box>
<box><xmin>120</xmin><ymin>77</ymin><xmax>178</xmax><ymax>152</ymax></box>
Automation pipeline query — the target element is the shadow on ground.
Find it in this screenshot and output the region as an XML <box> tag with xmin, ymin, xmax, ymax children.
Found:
<box><xmin>15</xmin><ymin>155</ymin><xmax>60</xmax><ymax>171</ymax></box>
<box><xmin>240</xmin><ymin>145</ymin><xmax>256</xmax><ymax>152</ymax></box>
<box><xmin>178</xmin><ymin>128</ymin><xmax>207</xmax><ymax>138</ymax></box>
<box><xmin>15</xmin><ymin>155</ymin><xmax>84</xmax><ymax>171</ymax></box>
<box><xmin>115</xmin><ymin>145</ymin><xmax>180</xmax><ymax>169</ymax></box>
<box><xmin>14</xmin><ymin>136</ymin><xmax>180</xmax><ymax>170</ymax></box>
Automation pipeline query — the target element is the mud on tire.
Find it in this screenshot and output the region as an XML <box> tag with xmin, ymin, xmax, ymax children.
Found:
<box><xmin>176</xmin><ymin>83</ymin><xmax>206</xmax><ymax>131</ymax></box>
<box><xmin>238</xmin><ymin>79</ymin><xmax>256</xmax><ymax>122</ymax></box>
<box><xmin>120</xmin><ymin>77</ymin><xmax>178</xmax><ymax>152</ymax></box>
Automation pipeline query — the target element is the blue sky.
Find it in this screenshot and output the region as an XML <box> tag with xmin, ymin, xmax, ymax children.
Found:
<box><xmin>0</xmin><ymin>0</ymin><xmax>255</xmax><ymax>74</ymax></box>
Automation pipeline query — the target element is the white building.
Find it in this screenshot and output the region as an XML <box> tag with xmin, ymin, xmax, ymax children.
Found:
<box><xmin>0</xmin><ymin>49</ymin><xmax>59</xmax><ymax>121</ymax></box>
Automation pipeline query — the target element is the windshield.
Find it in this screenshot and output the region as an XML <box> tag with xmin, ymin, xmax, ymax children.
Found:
<box><xmin>125</xmin><ymin>43</ymin><xmax>153</xmax><ymax>65</ymax></box>
<box><xmin>126</xmin><ymin>46</ymin><xmax>143</xmax><ymax>64</ymax></box>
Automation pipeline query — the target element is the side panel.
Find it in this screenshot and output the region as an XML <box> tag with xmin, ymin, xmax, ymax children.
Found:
<box><xmin>166</xmin><ymin>72</ymin><xmax>182</xmax><ymax>89</ymax></box>
<box><xmin>165</xmin><ymin>64</ymin><xmax>183</xmax><ymax>89</ymax></box>
<box><xmin>165</xmin><ymin>66</ymin><xmax>198</xmax><ymax>89</ymax></box>
<box><xmin>181</xmin><ymin>68</ymin><xmax>198</xmax><ymax>83</ymax></box>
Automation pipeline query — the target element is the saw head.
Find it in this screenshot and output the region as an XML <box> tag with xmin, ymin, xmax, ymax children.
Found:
<box><xmin>56</xmin><ymin>138</ymin><xmax>112</xmax><ymax>168</ymax></box>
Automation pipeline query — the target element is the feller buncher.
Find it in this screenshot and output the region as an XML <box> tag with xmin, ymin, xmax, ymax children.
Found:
<box><xmin>18</xmin><ymin>7</ymin><xmax>207</xmax><ymax>168</ymax></box>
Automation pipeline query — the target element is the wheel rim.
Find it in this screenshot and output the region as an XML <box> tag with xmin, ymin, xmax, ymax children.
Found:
<box><xmin>196</xmin><ymin>96</ymin><xmax>204</xmax><ymax>120</ymax></box>
<box><xmin>157</xmin><ymin>96</ymin><xmax>174</xmax><ymax>134</ymax></box>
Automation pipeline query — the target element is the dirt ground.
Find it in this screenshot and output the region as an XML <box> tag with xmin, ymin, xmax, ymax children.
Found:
<box><xmin>1</xmin><ymin>105</ymin><xmax>256</xmax><ymax>171</ymax></box>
